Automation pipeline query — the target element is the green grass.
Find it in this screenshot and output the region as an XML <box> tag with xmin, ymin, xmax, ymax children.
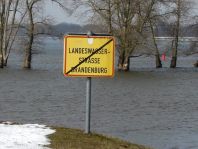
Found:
<box><xmin>48</xmin><ymin>127</ymin><xmax>153</xmax><ymax>149</ymax></box>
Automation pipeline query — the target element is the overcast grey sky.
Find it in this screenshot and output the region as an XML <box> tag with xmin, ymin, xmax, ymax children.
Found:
<box><xmin>44</xmin><ymin>1</ymin><xmax>86</xmax><ymax>25</ymax></box>
<box><xmin>44</xmin><ymin>0</ymin><xmax>198</xmax><ymax>25</ymax></box>
<box><xmin>44</xmin><ymin>2</ymin><xmax>69</xmax><ymax>24</ymax></box>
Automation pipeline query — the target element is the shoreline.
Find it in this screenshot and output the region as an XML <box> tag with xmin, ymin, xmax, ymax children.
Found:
<box><xmin>0</xmin><ymin>121</ymin><xmax>153</xmax><ymax>149</ymax></box>
<box><xmin>48</xmin><ymin>126</ymin><xmax>153</xmax><ymax>149</ymax></box>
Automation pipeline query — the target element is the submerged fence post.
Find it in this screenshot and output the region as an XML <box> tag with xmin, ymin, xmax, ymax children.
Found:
<box><xmin>85</xmin><ymin>77</ymin><xmax>91</xmax><ymax>134</ymax></box>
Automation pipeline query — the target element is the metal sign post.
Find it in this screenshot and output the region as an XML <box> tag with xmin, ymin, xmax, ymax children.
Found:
<box><xmin>63</xmin><ymin>31</ymin><xmax>115</xmax><ymax>134</ymax></box>
<box><xmin>85</xmin><ymin>31</ymin><xmax>92</xmax><ymax>134</ymax></box>
<box><xmin>85</xmin><ymin>77</ymin><xmax>91</xmax><ymax>134</ymax></box>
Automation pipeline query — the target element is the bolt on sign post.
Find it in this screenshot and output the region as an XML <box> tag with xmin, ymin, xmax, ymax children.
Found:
<box><xmin>63</xmin><ymin>32</ymin><xmax>115</xmax><ymax>134</ymax></box>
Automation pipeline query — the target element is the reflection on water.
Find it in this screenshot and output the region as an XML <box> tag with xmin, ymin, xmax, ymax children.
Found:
<box><xmin>0</xmin><ymin>37</ymin><xmax>197</xmax><ymax>149</ymax></box>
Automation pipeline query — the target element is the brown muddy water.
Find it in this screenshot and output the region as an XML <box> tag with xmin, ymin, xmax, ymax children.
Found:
<box><xmin>0</xmin><ymin>37</ymin><xmax>197</xmax><ymax>149</ymax></box>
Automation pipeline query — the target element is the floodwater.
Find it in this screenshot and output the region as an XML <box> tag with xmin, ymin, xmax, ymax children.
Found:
<box><xmin>0</xmin><ymin>37</ymin><xmax>197</xmax><ymax>149</ymax></box>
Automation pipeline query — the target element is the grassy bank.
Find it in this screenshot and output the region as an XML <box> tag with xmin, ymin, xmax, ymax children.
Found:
<box><xmin>48</xmin><ymin>127</ymin><xmax>152</xmax><ymax>149</ymax></box>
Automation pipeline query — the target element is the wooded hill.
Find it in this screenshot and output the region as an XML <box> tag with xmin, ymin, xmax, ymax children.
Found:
<box><xmin>21</xmin><ymin>22</ymin><xmax>197</xmax><ymax>37</ymax></box>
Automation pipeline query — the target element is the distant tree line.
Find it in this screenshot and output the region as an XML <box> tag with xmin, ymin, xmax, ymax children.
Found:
<box><xmin>25</xmin><ymin>23</ymin><xmax>108</xmax><ymax>37</ymax></box>
<box><xmin>33</xmin><ymin>22</ymin><xmax>198</xmax><ymax>38</ymax></box>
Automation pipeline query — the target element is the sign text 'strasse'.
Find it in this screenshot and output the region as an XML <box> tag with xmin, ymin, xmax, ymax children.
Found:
<box><xmin>63</xmin><ymin>35</ymin><xmax>115</xmax><ymax>77</ymax></box>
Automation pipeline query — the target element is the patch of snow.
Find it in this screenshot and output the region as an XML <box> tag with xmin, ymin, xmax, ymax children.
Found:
<box><xmin>0</xmin><ymin>123</ymin><xmax>55</xmax><ymax>149</ymax></box>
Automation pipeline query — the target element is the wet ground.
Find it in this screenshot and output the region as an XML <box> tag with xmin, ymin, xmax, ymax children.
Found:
<box><xmin>0</xmin><ymin>37</ymin><xmax>197</xmax><ymax>149</ymax></box>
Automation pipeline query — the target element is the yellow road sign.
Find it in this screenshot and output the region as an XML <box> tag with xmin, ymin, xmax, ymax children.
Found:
<box><xmin>63</xmin><ymin>35</ymin><xmax>115</xmax><ymax>77</ymax></box>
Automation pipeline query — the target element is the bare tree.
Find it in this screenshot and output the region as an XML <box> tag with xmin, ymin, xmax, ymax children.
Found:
<box><xmin>23</xmin><ymin>0</ymin><xmax>41</xmax><ymax>69</ymax></box>
<box><xmin>169</xmin><ymin>0</ymin><xmax>181</xmax><ymax>68</ymax></box>
<box><xmin>23</xmin><ymin>0</ymin><xmax>75</xmax><ymax>69</ymax></box>
<box><xmin>143</xmin><ymin>0</ymin><xmax>168</xmax><ymax>68</ymax></box>
<box><xmin>80</xmin><ymin>0</ymin><xmax>157</xmax><ymax>71</ymax></box>
<box><xmin>0</xmin><ymin>0</ymin><xmax>23</xmax><ymax>68</ymax></box>
<box><xmin>166</xmin><ymin>0</ymin><xmax>192</xmax><ymax>68</ymax></box>
<box><xmin>84</xmin><ymin>0</ymin><xmax>114</xmax><ymax>33</ymax></box>
<box><xmin>149</xmin><ymin>18</ymin><xmax>162</xmax><ymax>68</ymax></box>
<box><xmin>146</xmin><ymin>0</ymin><xmax>176</xmax><ymax>68</ymax></box>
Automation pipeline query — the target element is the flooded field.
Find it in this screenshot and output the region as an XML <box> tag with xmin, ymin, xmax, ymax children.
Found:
<box><xmin>0</xmin><ymin>37</ymin><xmax>197</xmax><ymax>149</ymax></box>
